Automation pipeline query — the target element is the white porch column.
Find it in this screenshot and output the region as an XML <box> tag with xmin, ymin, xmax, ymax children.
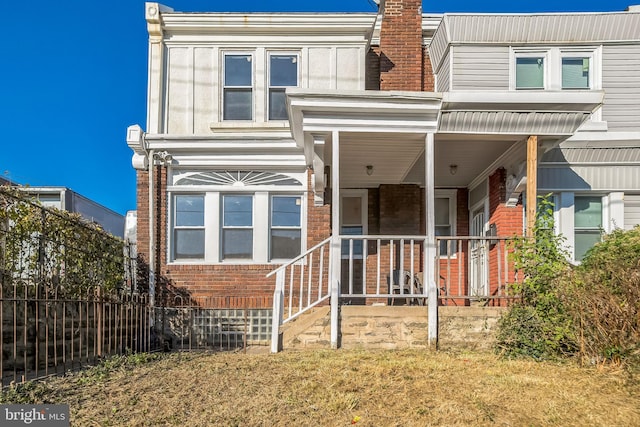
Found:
<box><xmin>425</xmin><ymin>132</ymin><xmax>438</xmax><ymax>346</ymax></box>
<box><xmin>330</xmin><ymin>130</ymin><xmax>341</xmax><ymax>349</ymax></box>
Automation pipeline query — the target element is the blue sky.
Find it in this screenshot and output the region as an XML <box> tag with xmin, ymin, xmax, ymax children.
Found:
<box><xmin>1</xmin><ymin>0</ymin><xmax>634</xmax><ymax>216</ymax></box>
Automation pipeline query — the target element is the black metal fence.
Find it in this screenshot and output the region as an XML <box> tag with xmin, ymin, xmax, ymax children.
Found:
<box><xmin>0</xmin><ymin>187</ymin><xmax>149</xmax><ymax>387</ymax></box>
<box><xmin>0</xmin><ymin>187</ymin><xmax>272</xmax><ymax>387</ymax></box>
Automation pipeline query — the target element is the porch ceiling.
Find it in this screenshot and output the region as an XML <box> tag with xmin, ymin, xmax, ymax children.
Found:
<box><xmin>287</xmin><ymin>89</ymin><xmax>604</xmax><ymax>197</ymax></box>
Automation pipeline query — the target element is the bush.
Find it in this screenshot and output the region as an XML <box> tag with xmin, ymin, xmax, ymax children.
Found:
<box><xmin>496</xmin><ymin>196</ymin><xmax>577</xmax><ymax>360</ymax></box>
<box><xmin>560</xmin><ymin>226</ymin><xmax>640</xmax><ymax>366</ymax></box>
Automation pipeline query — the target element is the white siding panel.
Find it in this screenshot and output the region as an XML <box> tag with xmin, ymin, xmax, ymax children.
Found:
<box><xmin>436</xmin><ymin>50</ymin><xmax>450</xmax><ymax>92</ymax></box>
<box><xmin>602</xmin><ymin>45</ymin><xmax>640</xmax><ymax>131</ymax></box>
<box><xmin>166</xmin><ymin>47</ymin><xmax>192</xmax><ymax>134</ymax></box>
<box><xmin>429</xmin><ymin>19</ymin><xmax>450</xmax><ymax>71</ymax></box>
<box><xmin>451</xmin><ymin>45</ymin><xmax>509</xmax><ymax>90</ymax></box>
<box><xmin>624</xmin><ymin>195</ymin><xmax>640</xmax><ymax>230</ymax></box>
<box><xmin>444</xmin><ymin>14</ymin><xmax>640</xmax><ymax>44</ymax></box>
<box><xmin>193</xmin><ymin>47</ymin><xmax>216</xmax><ymax>134</ymax></box>
<box><xmin>336</xmin><ymin>47</ymin><xmax>361</xmax><ymax>90</ymax></box>
<box><xmin>308</xmin><ymin>48</ymin><xmax>333</xmax><ymax>90</ymax></box>
<box><xmin>539</xmin><ymin>166</ymin><xmax>640</xmax><ymax>191</ymax></box>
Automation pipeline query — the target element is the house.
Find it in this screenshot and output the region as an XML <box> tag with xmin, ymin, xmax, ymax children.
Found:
<box><xmin>126</xmin><ymin>1</ymin><xmax>640</xmax><ymax>348</ymax></box>
<box><xmin>1</xmin><ymin>182</ymin><xmax>126</xmax><ymax>238</ymax></box>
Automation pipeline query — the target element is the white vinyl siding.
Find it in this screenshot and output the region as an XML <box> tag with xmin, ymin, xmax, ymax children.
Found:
<box><xmin>624</xmin><ymin>195</ymin><xmax>640</xmax><ymax>230</ymax></box>
<box><xmin>451</xmin><ymin>45</ymin><xmax>509</xmax><ymax>90</ymax></box>
<box><xmin>602</xmin><ymin>45</ymin><xmax>640</xmax><ymax>131</ymax></box>
<box><xmin>436</xmin><ymin>49</ymin><xmax>451</xmax><ymax>92</ymax></box>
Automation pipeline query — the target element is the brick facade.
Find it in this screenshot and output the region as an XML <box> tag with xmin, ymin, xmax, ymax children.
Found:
<box><xmin>135</xmin><ymin>168</ymin><xmax>331</xmax><ymax>308</ymax></box>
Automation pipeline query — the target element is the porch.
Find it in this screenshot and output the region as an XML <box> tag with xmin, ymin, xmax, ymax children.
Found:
<box><xmin>269</xmin><ymin>88</ymin><xmax>602</xmax><ymax>352</ymax></box>
<box><xmin>269</xmin><ymin>233</ymin><xmax>520</xmax><ymax>352</ymax></box>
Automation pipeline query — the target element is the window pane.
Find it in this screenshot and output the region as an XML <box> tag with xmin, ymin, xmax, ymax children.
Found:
<box><xmin>225</xmin><ymin>55</ymin><xmax>252</xmax><ymax>86</ymax></box>
<box><xmin>516</xmin><ymin>57</ymin><xmax>544</xmax><ymax>89</ymax></box>
<box><xmin>562</xmin><ymin>57</ymin><xmax>590</xmax><ymax>89</ymax></box>
<box><xmin>435</xmin><ymin>198</ymin><xmax>450</xmax><ymax>225</ymax></box>
<box><xmin>270</xmin><ymin>55</ymin><xmax>297</xmax><ymax>86</ymax></box>
<box><xmin>575</xmin><ymin>230</ymin><xmax>601</xmax><ymax>261</ymax></box>
<box><xmin>223</xmin><ymin>195</ymin><xmax>252</xmax><ymax>226</ymax></box>
<box><xmin>223</xmin><ymin>89</ymin><xmax>252</xmax><ymax>120</ymax></box>
<box><xmin>575</xmin><ymin>197</ymin><xmax>602</xmax><ymax>228</ymax></box>
<box><xmin>269</xmin><ymin>89</ymin><xmax>288</xmax><ymax>120</ymax></box>
<box><xmin>272</xmin><ymin>196</ymin><xmax>301</xmax><ymax>227</ymax></box>
<box><xmin>222</xmin><ymin>229</ymin><xmax>253</xmax><ymax>259</ymax></box>
<box><xmin>271</xmin><ymin>229</ymin><xmax>301</xmax><ymax>259</ymax></box>
<box><xmin>175</xmin><ymin>195</ymin><xmax>204</xmax><ymax>226</ymax></box>
<box><xmin>174</xmin><ymin>229</ymin><xmax>204</xmax><ymax>258</ymax></box>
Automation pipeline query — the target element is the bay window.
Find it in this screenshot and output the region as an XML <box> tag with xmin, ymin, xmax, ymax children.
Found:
<box><xmin>169</xmin><ymin>171</ymin><xmax>305</xmax><ymax>264</ymax></box>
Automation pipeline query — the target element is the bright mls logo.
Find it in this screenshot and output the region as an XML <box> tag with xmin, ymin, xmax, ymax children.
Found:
<box><xmin>1</xmin><ymin>405</ymin><xmax>69</xmax><ymax>426</ymax></box>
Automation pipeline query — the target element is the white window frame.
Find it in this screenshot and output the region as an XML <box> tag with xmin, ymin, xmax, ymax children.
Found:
<box><xmin>512</xmin><ymin>50</ymin><xmax>549</xmax><ymax>90</ymax></box>
<box><xmin>168</xmin><ymin>186</ymin><xmax>306</xmax><ymax>265</ymax></box>
<box><xmin>222</xmin><ymin>52</ymin><xmax>254</xmax><ymax>121</ymax></box>
<box><xmin>510</xmin><ymin>46</ymin><xmax>601</xmax><ymax>91</ymax></box>
<box><xmin>221</xmin><ymin>194</ymin><xmax>255</xmax><ymax>261</ymax></box>
<box><xmin>269</xmin><ymin>194</ymin><xmax>304</xmax><ymax>261</ymax></box>
<box><xmin>266</xmin><ymin>52</ymin><xmax>299</xmax><ymax>121</ymax></box>
<box><xmin>171</xmin><ymin>194</ymin><xmax>206</xmax><ymax>261</ymax></box>
<box><xmin>554</xmin><ymin>192</ymin><xmax>623</xmax><ymax>263</ymax></box>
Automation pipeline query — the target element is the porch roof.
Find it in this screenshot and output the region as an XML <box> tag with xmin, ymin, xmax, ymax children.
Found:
<box><xmin>286</xmin><ymin>89</ymin><xmax>603</xmax><ymax>191</ymax></box>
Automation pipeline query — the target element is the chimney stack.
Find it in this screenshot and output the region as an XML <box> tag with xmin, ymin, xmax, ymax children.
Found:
<box><xmin>378</xmin><ymin>0</ymin><xmax>424</xmax><ymax>91</ymax></box>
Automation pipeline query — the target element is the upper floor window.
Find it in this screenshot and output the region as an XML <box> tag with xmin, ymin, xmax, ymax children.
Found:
<box><xmin>268</xmin><ymin>54</ymin><xmax>298</xmax><ymax>120</ymax></box>
<box><xmin>512</xmin><ymin>47</ymin><xmax>598</xmax><ymax>91</ymax></box>
<box><xmin>515</xmin><ymin>56</ymin><xmax>545</xmax><ymax>90</ymax></box>
<box><xmin>223</xmin><ymin>54</ymin><xmax>253</xmax><ymax>120</ymax></box>
<box><xmin>562</xmin><ymin>56</ymin><xmax>591</xmax><ymax>89</ymax></box>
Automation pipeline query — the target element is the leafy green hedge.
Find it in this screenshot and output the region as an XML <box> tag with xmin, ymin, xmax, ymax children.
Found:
<box><xmin>496</xmin><ymin>195</ymin><xmax>640</xmax><ymax>367</ymax></box>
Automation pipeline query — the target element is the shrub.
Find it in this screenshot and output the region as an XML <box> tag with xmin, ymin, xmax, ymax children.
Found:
<box><xmin>559</xmin><ymin>226</ymin><xmax>640</xmax><ymax>366</ymax></box>
<box><xmin>496</xmin><ymin>195</ymin><xmax>577</xmax><ymax>360</ymax></box>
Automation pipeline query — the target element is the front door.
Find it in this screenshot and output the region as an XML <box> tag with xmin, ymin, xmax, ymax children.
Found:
<box><xmin>340</xmin><ymin>191</ymin><xmax>367</xmax><ymax>302</ymax></box>
<box><xmin>469</xmin><ymin>207</ymin><xmax>488</xmax><ymax>297</ymax></box>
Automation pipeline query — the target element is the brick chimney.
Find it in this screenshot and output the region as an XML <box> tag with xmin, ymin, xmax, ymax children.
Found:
<box><xmin>378</xmin><ymin>0</ymin><xmax>424</xmax><ymax>91</ymax></box>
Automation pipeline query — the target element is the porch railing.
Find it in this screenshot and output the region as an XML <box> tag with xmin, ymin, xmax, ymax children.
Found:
<box><xmin>339</xmin><ymin>235</ymin><xmax>521</xmax><ymax>305</ymax></box>
<box><xmin>268</xmin><ymin>237</ymin><xmax>332</xmax><ymax>352</ymax></box>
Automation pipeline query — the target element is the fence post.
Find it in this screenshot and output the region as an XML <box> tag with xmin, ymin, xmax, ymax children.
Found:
<box><xmin>270</xmin><ymin>270</ymin><xmax>284</xmax><ymax>353</ymax></box>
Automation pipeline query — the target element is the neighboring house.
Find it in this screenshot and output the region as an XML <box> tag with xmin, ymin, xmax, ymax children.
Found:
<box><xmin>126</xmin><ymin>0</ymin><xmax>640</xmax><ymax>318</ymax></box>
<box><xmin>17</xmin><ymin>186</ymin><xmax>125</xmax><ymax>238</ymax></box>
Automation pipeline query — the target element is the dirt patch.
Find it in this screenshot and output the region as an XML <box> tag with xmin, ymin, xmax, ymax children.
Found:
<box><xmin>4</xmin><ymin>349</ymin><xmax>640</xmax><ymax>426</ymax></box>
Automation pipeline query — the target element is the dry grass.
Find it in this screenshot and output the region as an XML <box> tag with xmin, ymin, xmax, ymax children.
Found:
<box><xmin>5</xmin><ymin>349</ymin><xmax>640</xmax><ymax>426</ymax></box>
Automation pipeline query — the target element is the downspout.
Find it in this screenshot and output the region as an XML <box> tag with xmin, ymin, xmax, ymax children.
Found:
<box><xmin>148</xmin><ymin>149</ymin><xmax>156</xmax><ymax>312</ymax></box>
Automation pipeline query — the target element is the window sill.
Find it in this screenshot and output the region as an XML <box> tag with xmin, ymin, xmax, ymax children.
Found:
<box><xmin>209</xmin><ymin>121</ymin><xmax>290</xmax><ymax>132</ymax></box>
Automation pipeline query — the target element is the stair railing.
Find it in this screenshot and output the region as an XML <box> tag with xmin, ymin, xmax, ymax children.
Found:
<box><xmin>268</xmin><ymin>237</ymin><xmax>332</xmax><ymax>352</ymax></box>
